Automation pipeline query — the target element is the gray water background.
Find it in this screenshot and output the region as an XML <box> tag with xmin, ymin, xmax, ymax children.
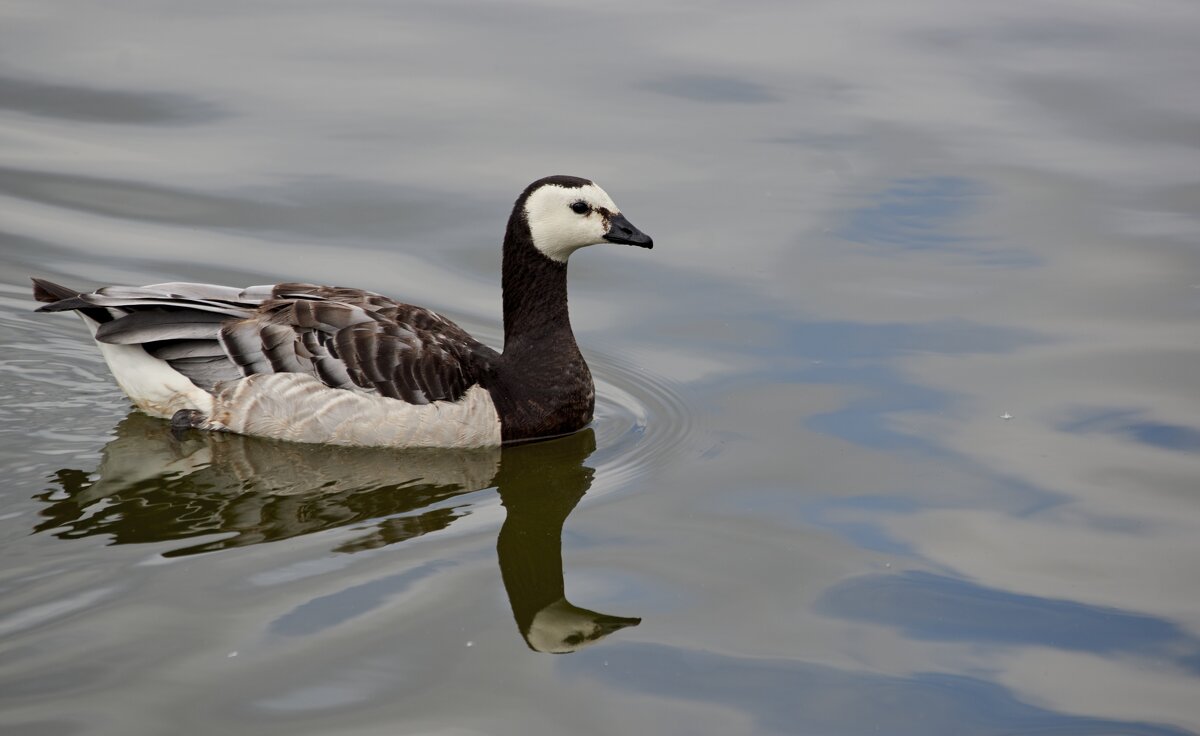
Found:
<box><xmin>2</xmin><ymin>1</ymin><xmax>1200</xmax><ymax>734</ymax></box>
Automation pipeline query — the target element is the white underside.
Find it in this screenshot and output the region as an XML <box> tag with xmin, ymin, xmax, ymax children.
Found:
<box><xmin>82</xmin><ymin>314</ymin><xmax>503</xmax><ymax>449</ymax></box>
<box><xmin>82</xmin><ymin>314</ymin><xmax>215</xmax><ymax>418</ymax></box>
<box><xmin>207</xmin><ymin>374</ymin><xmax>502</xmax><ymax>448</ymax></box>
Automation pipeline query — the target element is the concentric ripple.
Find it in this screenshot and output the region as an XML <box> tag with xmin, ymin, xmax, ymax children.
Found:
<box><xmin>441</xmin><ymin>320</ymin><xmax>700</xmax><ymax>496</ymax></box>
<box><xmin>586</xmin><ymin>346</ymin><xmax>699</xmax><ymax>495</ymax></box>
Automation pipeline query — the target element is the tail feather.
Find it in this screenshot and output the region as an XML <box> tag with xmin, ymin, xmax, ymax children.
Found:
<box><xmin>31</xmin><ymin>277</ymin><xmax>115</xmax><ymax>323</ymax></box>
<box><xmin>31</xmin><ymin>277</ymin><xmax>79</xmax><ymax>303</ymax></box>
<box><xmin>31</xmin><ymin>277</ymin><xmax>219</xmax><ymax>417</ymax></box>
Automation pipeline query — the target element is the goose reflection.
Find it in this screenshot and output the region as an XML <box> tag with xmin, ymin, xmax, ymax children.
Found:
<box><xmin>37</xmin><ymin>412</ymin><xmax>500</xmax><ymax>554</ymax></box>
<box><xmin>495</xmin><ymin>431</ymin><xmax>641</xmax><ymax>653</ymax></box>
<box><xmin>37</xmin><ymin>413</ymin><xmax>640</xmax><ymax>652</ymax></box>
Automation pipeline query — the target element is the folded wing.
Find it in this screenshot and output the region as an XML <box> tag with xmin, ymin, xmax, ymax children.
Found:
<box><xmin>34</xmin><ymin>279</ymin><xmax>497</xmax><ymax>405</ymax></box>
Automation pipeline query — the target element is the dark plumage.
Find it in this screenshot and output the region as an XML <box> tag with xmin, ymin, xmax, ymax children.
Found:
<box><xmin>32</xmin><ymin>176</ymin><xmax>652</xmax><ymax>447</ymax></box>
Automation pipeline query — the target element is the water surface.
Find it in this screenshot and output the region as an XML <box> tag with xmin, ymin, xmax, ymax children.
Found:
<box><xmin>2</xmin><ymin>1</ymin><xmax>1200</xmax><ymax>734</ymax></box>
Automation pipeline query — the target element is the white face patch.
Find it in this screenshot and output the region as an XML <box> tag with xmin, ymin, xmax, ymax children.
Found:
<box><xmin>524</xmin><ymin>183</ymin><xmax>621</xmax><ymax>263</ymax></box>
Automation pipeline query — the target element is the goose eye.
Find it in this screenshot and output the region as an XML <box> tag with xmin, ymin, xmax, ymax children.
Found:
<box><xmin>570</xmin><ymin>201</ymin><xmax>590</xmax><ymax>215</ymax></box>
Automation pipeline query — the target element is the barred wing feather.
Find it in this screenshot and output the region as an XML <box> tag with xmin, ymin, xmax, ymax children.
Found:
<box><xmin>34</xmin><ymin>279</ymin><xmax>497</xmax><ymax>405</ymax></box>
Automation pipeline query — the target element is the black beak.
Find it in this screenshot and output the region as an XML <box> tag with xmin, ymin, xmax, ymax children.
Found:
<box><xmin>603</xmin><ymin>212</ymin><xmax>653</xmax><ymax>249</ymax></box>
<box><xmin>593</xmin><ymin>613</ymin><xmax>643</xmax><ymax>635</ymax></box>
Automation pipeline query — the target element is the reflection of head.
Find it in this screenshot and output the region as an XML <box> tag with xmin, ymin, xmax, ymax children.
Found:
<box><xmin>495</xmin><ymin>429</ymin><xmax>641</xmax><ymax>653</ymax></box>
<box><xmin>526</xmin><ymin>599</ymin><xmax>642</xmax><ymax>654</ymax></box>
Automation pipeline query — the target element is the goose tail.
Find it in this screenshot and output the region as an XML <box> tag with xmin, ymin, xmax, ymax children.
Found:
<box><xmin>32</xmin><ymin>277</ymin><xmax>114</xmax><ymax>323</ymax></box>
<box><xmin>32</xmin><ymin>277</ymin><xmax>79</xmax><ymax>303</ymax></box>
<box><xmin>30</xmin><ymin>277</ymin><xmax>216</xmax><ymax>419</ymax></box>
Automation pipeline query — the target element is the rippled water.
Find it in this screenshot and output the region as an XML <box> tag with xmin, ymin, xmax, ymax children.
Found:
<box><xmin>3</xmin><ymin>2</ymin><xmax>1200</xmax><ymax>734</ymax></box>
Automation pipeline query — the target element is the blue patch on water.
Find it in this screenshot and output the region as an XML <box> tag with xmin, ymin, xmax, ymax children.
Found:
<box><xmin>562</xmin><ymin>642</ymin><xmax>1193</xmax><ymax>736</ymax></box>
<box><xmin>1060</xmin><ymin>408</ymin><xmax>1200</xmax><ymax>453</ymax></box>
<box><xmin>269</xmin><ymin>559</ymin><xmax>453</xmax><ymax>637</ymax></box>
<box><xmin>676</xmin><ymin>302</ymin><xmax>1063</xmax><ymax>520</ymax></box>
<box><xmin>713</xmin><ymin>491</ymin><xmax>921</xmax><ymax>557</ymax></box>
<box><xmin>798</xmin><ymin>495</ymin><xmax>922</xmax><ymax>556</ymax></box>
<box><xmin>683</xmin><ymin>311</ymin><xmax>1048</xmax><ymax>451</ymax></box>
<box><xmin>816</xmin><ymin>570</ymin><xmax>1200</xmax><ymax>674</ymax></box>
<box><xmin>623</xmin><ymin>241</ymin><xmax>1065</xmax><ymax>524</ymax></box>
<box><xmin>837</xmin><ymin>176</ymin><xmax>1039</xmax><ymax>267</ymax></box>
<box><xmin>808</xmin><ymin>519</ymin><xmax>913</xmax><ymax>556</ymax></box>
<box><xmin>842</xmin><ymin>176</ymin><xmax>980</xmax><ymax>247</ymax></box>
<box><xmin>787</xmin><ymin>317</ymin><xmax>1047</xmax><ymax>361</ymax></box>
<box><xmin>802</xmin><ymin>363</ymin><xmax>950</xmax><ymax>451</ymax></box>
<box><xmin>701</xmin><ymin>313</ymin><xmax>1050</xmax><ymax>452</ymax></box>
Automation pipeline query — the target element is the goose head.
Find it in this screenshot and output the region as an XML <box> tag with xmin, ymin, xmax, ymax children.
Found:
<box><xmin>519</xmin><ymin>175</ymin><xmax>653</xmax><ymax>263</ymax></box>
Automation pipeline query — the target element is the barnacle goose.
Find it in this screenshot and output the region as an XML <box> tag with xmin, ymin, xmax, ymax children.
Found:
<box><xmin>32</xmin><ymin>175</ymin><xmax>653</xmax><ymax>448</ymax></box>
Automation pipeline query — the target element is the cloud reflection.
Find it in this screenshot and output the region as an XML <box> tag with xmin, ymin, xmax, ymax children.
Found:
<box><xmin>566</xmin><ymin>642</ymin><xmax>1194</xmax><ymax>736</ymax></box>
<box><xmin>817</xmin><ymin>571</ymin><xmax>1200</xmax><ymax>675</ymax></box>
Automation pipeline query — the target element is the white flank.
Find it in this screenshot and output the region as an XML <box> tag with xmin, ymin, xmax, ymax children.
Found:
<box><xmin>525</xmin><ymin>183</ymin><xmax>621</xmax><ymax>263</ymax></box>
<box><xmin>207</xmin><ymin>374</ymin><xmax>502</xmax><ymax>448</ymax></box>
<box><xmin>80</xmin><ymin>314</ymin><xmax>214</xmax><ymax>419</ymax></box>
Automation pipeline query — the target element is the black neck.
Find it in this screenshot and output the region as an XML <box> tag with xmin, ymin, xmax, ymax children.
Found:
<box><xmin>500</xmin><ymin>213</ymin><xmax>576</xmax><ymax>359</ymax></box>
<box><xmin>491</xmin><ymin>207</ymin><xmax>594</xmax><ymax>442</ymax></box>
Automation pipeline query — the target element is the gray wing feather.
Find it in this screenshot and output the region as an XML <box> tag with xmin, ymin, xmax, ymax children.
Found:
<box><xmin>169</xmin><ymin>356</ymin><xmax>243</xmax><ymax>388</ymax></box>
<box><xmin>40</xmin><ymin>282</ymin><xmax>272</xmax><ymax>318</ymax></box>
<box><xmin>300</xmin><ymin>330</ymin><xmax>359</xmax><ymax>390</ymax></box>
<box><xmin>259</xmin><ymin>323</ymin><xmax>309</xmax><ymax>374</ymax></box>
<box><xmin>145</xmin><ymin>340</ymin><xmax>229</xmax><ymax>361</ymax></box>
<box><xmin>137</xmin><ymin>283</ymin><xmax>275</xmax><ymax>303</ymax></box>
<box><xmin>219</xmin><ymin>321</ymin><xmax>273</xmax><ymax>377</ymax></box>
<box><xmin>37</xmin><ymin>280</ymin><xmax>496</xmax><ymax>400</ymax></box>
<box><xmin>96</xmin><ymin>310</ymin><xmax>228</xmax><ymax>344</ymax></box>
